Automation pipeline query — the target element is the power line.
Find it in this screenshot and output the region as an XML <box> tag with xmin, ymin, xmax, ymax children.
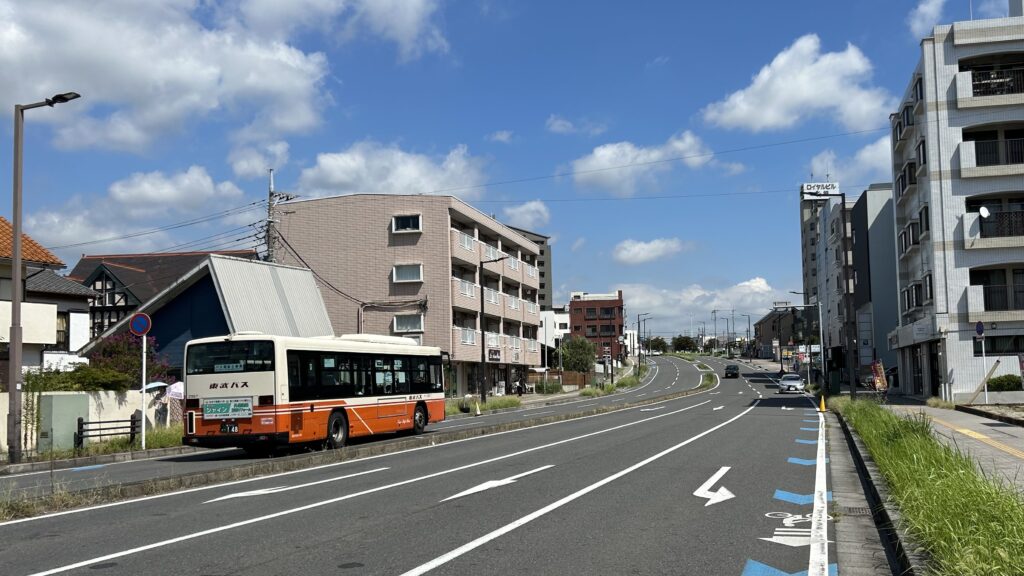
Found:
<box><xmin>46</xmin><ymin>200</ymin><xmax>267</xmax><ymax>250</ymax></box>
<box><xmin>155</xmin><ymin>224</ymin><xmax>259</xmax><ymax>253</ymax></box>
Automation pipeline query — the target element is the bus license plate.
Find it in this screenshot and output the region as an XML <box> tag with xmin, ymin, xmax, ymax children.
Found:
<box><xmin>220</xmin><ymin>423</ymin><xmax>239</xmax><ymax>434</ymax></box>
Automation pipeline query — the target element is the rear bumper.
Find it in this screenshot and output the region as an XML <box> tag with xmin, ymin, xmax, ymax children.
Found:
<box><xmin>182</xmin><ymin>432</ymin><xmax>289</xmax><ymax>449</ymax></box>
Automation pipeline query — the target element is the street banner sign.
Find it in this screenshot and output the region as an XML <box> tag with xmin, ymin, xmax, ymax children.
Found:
<box><xmin>872</xmin><ymin>360</ymin><xmax>888</xmax><ymax>392</ymax></box>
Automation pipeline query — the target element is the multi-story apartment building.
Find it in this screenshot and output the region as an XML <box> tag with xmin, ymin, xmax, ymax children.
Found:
<box><xmin>799</xmin><ymin>200</ymin><xmax>822</xmax><ymax>303</ymax></box>
<box><xmin>889</xmin><ymin>2</ymin><xmax>1024</xmax><ymax>400</ymax></box>
<box><xmin>509</xmin><ymin>227</ymin><xmax>553</xmax><ymax>311</ymax></box>
<box><xmin>851</xmin><ymin>184</ymin><xmax>898</xmax><ymax>381</ymax></box>
<box><xmin>567</xmin><ymin>291</ymin><xmax>625</xmax><ymax>362</ymax></box>
<box><xmin>816</xmin><ymin>196</ymin><xmax>856</xmax><ymax>387</ymax></box>
<box><xmin>274</xmin><ymin>194</ymin><xmax>542</xmax><ymax>396</ymax></box>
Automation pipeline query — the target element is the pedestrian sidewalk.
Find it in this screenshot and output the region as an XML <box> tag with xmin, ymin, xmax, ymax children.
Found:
<box><xmin>888</xmin><ymin>404</ymin><xmax>1024</xmax><ymax>493</ymax></box>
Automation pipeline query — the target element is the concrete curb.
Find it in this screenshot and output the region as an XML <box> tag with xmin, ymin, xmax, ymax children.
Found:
<box><xmin>955</xmin><ymin>404</ymin><xmax>1024</xmax><ymax>427</ymax></box>
<box><xmin>5</xmin><ymin>370</ymin><xmax>708</xmax><ymax>517</ymax></box>
<box><xmin>834</xmin><ymin>410</ymin><xmax>930</xmax><ymax>575</ymax></box>
<box><xmin>0</xmin><ymin>446</ymin><xmax>206</xmax><ymax>476</ymax></box>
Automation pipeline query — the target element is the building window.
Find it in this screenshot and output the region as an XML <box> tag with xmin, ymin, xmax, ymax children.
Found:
<box><xmin>392</xmin><ymin>214</ymin><xmax>422</xmax><ymax>233</ymax></box>
<box><xmin>913</xmin><ymin>77</ymin><xmax>924</xmax><ymax>102</ymax></box>
<box><xmin>586</xmin><ymin>326</ymin><xmax>598</xmax><ymax>337</ymax></box>
<box><xmin>973</xmin><ymin>335</ymin><xmax>1024</xmax><ymax>356</ymax></box>
<box><xmin>916</xmin><ymin>140</ymin><xmax>927</xmax><ymax>166</ymax></box>
<box><xmin>924</xmin><ymin>274</ymin><xmax>933</xmax><ymax>302</ymax></box>
<box><xmin>45</xmin><ymin>312</ymin><xmax>70</xmax><ymax>352</ymax></box>
<box><xmin>559</xmin><ymin>323</ymin><xmax>568</xmax><ymax>330</ymax></box>
<box><xmin>573</xmin><ymin>325</ymin><xmax>581</xmax><ymax>332</ymax></box>
<box><xmin>919</xmin><ymin>205</ymin><xmax>930</xmax><ymax>234</ymax></box>
<box><xmin>393</xmin><ymin>314</ymin><xmax>424</xmax><ymax>333</ymax></box>
<box><xmin>393</xmin><ymin>264</ymin><xmax>423</xmax><ymax>283</ymax></box>
<box><xmin>585</xmin><ymin>308</ymin><xmax>597</xmax><ymax>320</ymax></box>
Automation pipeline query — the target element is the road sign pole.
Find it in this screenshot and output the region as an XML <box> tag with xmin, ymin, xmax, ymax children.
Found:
<box><xmin>141</xmin><ymin>335</ymin><xmax>147</xmax><ymax>450</ymax></box>
<box><xmin>977</xmin><ymin>321</ymin><xmax>988</xmax><ymax>405</ymax></box>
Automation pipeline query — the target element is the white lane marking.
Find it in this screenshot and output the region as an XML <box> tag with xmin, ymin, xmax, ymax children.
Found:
<box><xmin>400</xmin><ymin>401</ymin><xmax>760</xmax><ymax>576</ymax></box>
<box><xmin>578</xmin><ymin>403</ymin><xmax>597</xmax><ymax>408</ymax></box>
<box><xmin>638</xmin><ymin>406</ymin><xmax>665</xmax><ymax>412</ymax></box>
<box><xmin>203</xmin><ymin>467</ymin><xmax>388</xmax><ymax>503</ymax></box>
<box><xmin>636</xmin><ymin>393</ymin><xmax>647</xmax><ymax>397</ymax></box>
<box><xmin>807</xmin><ymin>398</ymin><xmax>829</xmax><ymax>575</ymax></box>
<box><xmin>528</xmin><ymin>411</ymin><xmax>554</xmax><ymax>417</ymax></box>
<box><xmin>692</xmin><ymin>466</ymin><xmax>734</xmax><ymax>506</ymax></box>
<box><xmin>713</xmin><ymin>406</ymin><xmax>724</xmax><ymax>411</ymax></box>
<box><xmin>23</xmin><ymin>399</ymin><xmax>713</xmax><ymax>575</ymax></box>
<box><xmin>441</xmin><ymin>465</ymin><xmax>554</xmax><ymax>502</ymax></box>
<box><xmin>709</xmin><ymin>392</ymin><xmax>720</xmax><ymax>395</ymax></box>
<box><xmin>3</xmin><ymin>356</ymin><xmax>693</xmax><ymax>528</ymax></box>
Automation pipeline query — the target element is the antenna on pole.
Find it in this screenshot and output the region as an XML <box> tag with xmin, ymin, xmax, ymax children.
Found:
<box><xmin>265</xmin><ymin>168</ymin><xmax>296</xmax><ymax>263</ymax></box>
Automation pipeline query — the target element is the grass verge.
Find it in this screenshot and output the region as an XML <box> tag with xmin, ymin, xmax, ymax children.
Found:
<box><xmin>832</xmin><ymin>397</ymin><xmax>1024</xmax><ymax>575</ymax></box>
<box><xmin>614</xmin><ymin>375</ymin><xmax>640</xmax><ymax>389</ymax></box>
<box><xmin>28</xmin><ymin>425</ymin><xmax>185</xmax><ymax>461</ymax></box>
<box><xmin>926</xmin><ymin>396</ymin><xmax>955</xmax><ymax>410</ymax></box>
<box><xmin>445</xmin><ymin>396</ymin><xmax>522</xmax><ymax>416</ymax></box>
<box><xmin>695</xmin><ymin>363</ymin><xmax>711</xmax><ymax>371</ymax></box>
<box><xmin>702</xmin><ymin>373</ymin><xmax>716</xmax><ymax>387</ymax></box>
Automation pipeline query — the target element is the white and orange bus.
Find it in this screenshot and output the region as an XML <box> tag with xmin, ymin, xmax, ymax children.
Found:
<box><xmin>182</xmin><ymin>332</ymin><xmax>446</xmax><ymax>452</ymax></box>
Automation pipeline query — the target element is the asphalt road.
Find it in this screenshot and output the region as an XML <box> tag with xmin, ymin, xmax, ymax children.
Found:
<box><xmin>0</xmin><ymin>356</ymin><xmax>686</xmax><ymax>499</ymax></box>
<box><xmin>1</xmin><ymin>357</ymin><xmax>837</xmax><ymax>575</ymax></box>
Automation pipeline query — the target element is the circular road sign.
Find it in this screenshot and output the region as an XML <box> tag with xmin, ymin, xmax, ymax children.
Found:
<box><xmin>975</xmin><ymin>321</ymin><xmax>985</xmax><ymax>337</ymax></box>
<box><xmin>129</xmin><ymin>313</ymin><xmax>152</xmax><ymax>337</ymax></box>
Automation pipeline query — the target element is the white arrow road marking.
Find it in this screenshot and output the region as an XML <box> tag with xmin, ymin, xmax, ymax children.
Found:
<box><xmin>639</xmin><ymin>406</ymin><xmax>665</xmax><ymax>412</ymax></box>
<box><xmin>693</xmin><ymin>466</ymin><xmax>734</xmax><ymax>506</ymax></box>
<box><xmin>442</xmin><ymin>465</ymin><xmax>554</xmax><ymax>502</ymax></box>
<box><xmin>204</xmin><ymin>467</ymin><xmax>388</xmax><ymax>503</ymax></box>
<box><xmin>713</xmin><ymin>406</ymin><xmax>724</xmax><ymax>411</ymax></box>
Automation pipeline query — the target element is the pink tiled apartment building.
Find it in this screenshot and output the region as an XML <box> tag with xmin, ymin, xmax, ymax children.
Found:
<box><xmin>274</xmin><ymin>194</ymin><xmax>542</xmax><ymax>396</ymax></box>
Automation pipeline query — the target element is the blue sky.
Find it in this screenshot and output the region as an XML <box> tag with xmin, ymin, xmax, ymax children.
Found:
<box><xmin>0</xmin><ymin>0</ymin><xmax>1004</xmax><ymax>336</ymax></box>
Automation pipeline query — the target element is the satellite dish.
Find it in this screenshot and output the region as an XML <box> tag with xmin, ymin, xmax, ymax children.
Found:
<box><xmin>979</xmin><ymin>206</ymin><xmax>991</xmax><ymax>219</ymax></box>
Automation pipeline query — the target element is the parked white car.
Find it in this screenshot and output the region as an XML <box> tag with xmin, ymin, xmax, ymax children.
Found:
<box><xmin>777</xmin><ymin>374</ymin><xmax>805</xmax><ymax>394</ymax></box>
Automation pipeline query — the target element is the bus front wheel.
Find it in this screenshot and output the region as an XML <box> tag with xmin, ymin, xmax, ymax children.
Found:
<box><xmin>412</xmin><ymin>404</ymin><xmax>427</xmax><ymax>435</ymax></box>
<box><xmin>327</xmin><ymin>411</ymin><xmax>349</xmax><ymax>449</ymax></box>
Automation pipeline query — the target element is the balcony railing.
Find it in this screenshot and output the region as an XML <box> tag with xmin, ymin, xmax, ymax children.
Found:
<box><xmin>506</xmin><ymin>258</ymin><xmax>520</xmax><ymax>271</ymax></box>
<box><xmin>974</xmin><ymin>138</ymin><xmax>1024</xmax><ymax>167</ymax></box>
<box><xmin>527</xmin><ymin>339</ymin><xmax>539</xmax><ymax>352</ymax></box>
<box><xmin>485</xmin><ymin>332</ymin><xmax>501</xmax><ymax>349</ymax></box>
<box><xmin>509</xmin><ymin>337</ymin><xmax>522</xmax><ymax>351</ymax></box>
<box><xmin>455</xmin><ymin>327</ymin><xmax>477</xmax><ymax>345</ymax></box>
<box><xmin>484</xmin><ymin>288</ymin><xmax>502</xmax><ymax>305</ymax></box>
<box><xmin>978</xmin><ymin>284</ymin><xmax>1024</xmax><ymax>311</ymax></box>
<box><xmin>507</xmin><ymin>297</ymin><xmax>520</xmax><ymax>310</ymax></box>
<box><xmin>455</xmin><ymin>278</ymin><xmax>476</xmax><ymax>297</ymax></box>
<box><xmin>979</xmin><ymin>210</ymin><xmax>1024</xmax><ymax>238</ymax></box>
<box><xmin>972</xmin><ymin>67</ymin><xmax>1024</xmax><ymax>97</ymax></box>
<box><xmin>483</xmin><ymin>244</ymin><xmax>501</xmax><ymax>260</ymax></box>
<box><xmin>457</xmin><ymin>230</ymin><xmax>476</xmax><ymax>251</ymax></box>
<box><xmin>526</xmin><ymin>264</ymin><xmax>538</xmax><ymax>278</ymax></box>
<box><xmin>524</xmin><ymin>301</ymin><xmax>537</xmax><ymax>314</ymax></box>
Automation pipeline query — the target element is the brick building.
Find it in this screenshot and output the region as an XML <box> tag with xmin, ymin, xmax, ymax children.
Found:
<box><xmin>567</xmin><ymin>290</ymin><xmax>625</xmax><ymax>361</ymax></box>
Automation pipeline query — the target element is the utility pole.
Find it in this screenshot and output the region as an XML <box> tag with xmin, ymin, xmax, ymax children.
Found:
<box><xmin>264</xmin><ymin>168</ymin><xmax>296</xmax><ymax>263</ymax></box>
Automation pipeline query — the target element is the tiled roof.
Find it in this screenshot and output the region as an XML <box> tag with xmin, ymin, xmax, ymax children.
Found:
<box><xmin>26</xmin><ymin>269</ymin><xmax>97</xmax><ymax>298</ymax></box>
<box><xmin>67</xmin><ymin>250</ymin><xmax>258</xmax><ymax>302</ymax></box>
<box><xmin>0</xmin><ymin>217</ymin><xmax>64</xmax><ymax>267</ymax></box>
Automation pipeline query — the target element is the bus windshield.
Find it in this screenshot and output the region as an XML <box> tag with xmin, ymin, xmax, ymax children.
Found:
<box><xmin>186</xmin><ymin>340</ymin><xmax>275</xmax><ymax>375</ymax></box>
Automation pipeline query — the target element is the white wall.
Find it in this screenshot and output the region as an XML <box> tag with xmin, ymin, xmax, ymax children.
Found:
<box><xmin>1</xmin><ymin>390</ymin><xmax>164</xmax><ymax>456</ymax></box>
<box><xmin>69</xmin><ymin>311</ymin><xmax>90</xmax><ymax>352</ymax></box>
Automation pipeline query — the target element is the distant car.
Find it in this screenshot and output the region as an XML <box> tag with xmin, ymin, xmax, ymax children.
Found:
<box><xmin>724</xmin><ymin>364</ymin><xmax>740</xmax><ymax>378</ymax></box>
<box><xmin>777</xmin><ymin>374</ymin><xmax>805</xmax><ymax>394</ymax></box>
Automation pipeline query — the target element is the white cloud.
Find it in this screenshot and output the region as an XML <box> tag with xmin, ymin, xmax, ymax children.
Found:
<box><xmin>612</xmin><ymin>238</ymin><xmax>692</xmax><ymax>265</ymax></box>
<box><xmin>977</xmin><ymin>0</ymin><xmax>1007</xmax><ymax>18</ymax></box>
<box><xmin>809</xmin><ymin>136</ymin><xmax>892</xmax><ymax>187</ymax></box>
<box><xmin>0</xmin><ymin>0</ymin><xmax>451</xmax><ymax>153</ymax></box>
<box><xmin>108</xmin><ymin>166</ymin><xmax>243</xmax><ymax>218</ymax></box>
<box><xmin>502</xmin><ymin>200</ymin><xmax>550</xmax><ymax>230</ymax></box>
<box><xmin>298</xmin><ymin>141</ymin><xmax>487</xmax><ymax>198</ymax></box>
<box><xmin>616</xmin><ymin>277</ymin><xmax>790</xmax><ymax>335</ymax></box>
<box><xmin>545</xmin><ymin>114</ymin><xmax>606</xmax><ymax>136</ymax></box>
<box><xmin>487</xmin><ymin>130</ymin><xmax>514</xmax><ymax>143</ymax></box>
<box><xmin>646</xmin><ymin>55</ymin><xmax>670</xmax><ymax>69</ymax></box>
<box><xmin>571</xmin><ymin>131</ymin><xmax>716</xmax><ymax>196</ymax></box>
<box><xmin>702</xmin><ymin>34</ymin><xmax>895</xmax><ymax>132</ymax></box>
<box><xmin>342</xmin><ymin>0</ymin><xmax>449</xmax><ymax>61</ymax></box>
<box><xmin>571</xmin><ymin>237</ymin><xmax>586</xmax><ymax>252</ymax></box>
<box><xmin>908</xmin><ymin>0</ymin><xmax>945</xmax><ymax>38</ymax></box>
<box><xmin>229</xmin><ymin>141</ymin><xmax>291</xmax><ymax>179</ymax></box>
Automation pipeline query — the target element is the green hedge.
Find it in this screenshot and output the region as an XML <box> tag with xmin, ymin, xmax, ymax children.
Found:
<box><xmin>988</xmin><ymin>374</ymin><xmax>1023</xmax><ymax>392</ymax></box>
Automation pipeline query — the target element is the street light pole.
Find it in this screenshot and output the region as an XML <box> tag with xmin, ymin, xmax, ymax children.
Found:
<box><xmin>478</xmin><ymin>255</ymin><xmax>507</xmax><ymax>405</ymax></box>
<box><xmin>8</xmin><ymin>92</ymin><xmax>81</xmax><ymax>464</ymax></box>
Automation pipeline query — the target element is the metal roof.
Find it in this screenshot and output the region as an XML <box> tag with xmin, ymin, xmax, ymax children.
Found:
<box><xmin>80</xmin><ymin>255</ymin><xmax>332</xmax><ymax>355</ymax></box>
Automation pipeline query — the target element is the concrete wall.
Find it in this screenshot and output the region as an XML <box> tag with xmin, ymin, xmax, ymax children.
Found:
<box><xmin>1</xmin><ymin>390</ymin><xmax>164</xmax><ymax>456</ymax></box>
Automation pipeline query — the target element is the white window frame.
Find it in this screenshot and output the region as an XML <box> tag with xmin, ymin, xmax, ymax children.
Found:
<box><xmin>392</xmin><ymin>214</ymin><xmax>422</xmax><ymax>233</ymax></box>
<box><xmin>393</xmin><ymin>263</ymin><xmax>423</xmax><ymax>283</ymax></box>
<box><xmin>393</xmin><ymin>313</ymin><xmax>424</xmax><ymax>333</ymax></box>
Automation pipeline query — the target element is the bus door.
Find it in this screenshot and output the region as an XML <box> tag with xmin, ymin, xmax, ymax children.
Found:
<box><xmin>375</xmin><ymin>356</ymin><xmax>408</xmax><ymax>419</ymax></box>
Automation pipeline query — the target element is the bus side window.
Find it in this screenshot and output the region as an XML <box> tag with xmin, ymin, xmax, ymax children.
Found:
<box><xmin>410</xmin><ymin>357</ymin><xmax>429</xmax><ymax>394</ymax></box>
<box><xmin>429</xmin><ymin>357</ymin><xmax>444</xmax><ymax>393</ymax></box>
<box><xmin>393</xmin><ymin>358</ymin><xmax>410</xmax><ymax>395</ymax></box>
<box><xmin>287</xmin><ymin>352</ymin><xmax>305</xmax><ymax>401</ymax></box>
